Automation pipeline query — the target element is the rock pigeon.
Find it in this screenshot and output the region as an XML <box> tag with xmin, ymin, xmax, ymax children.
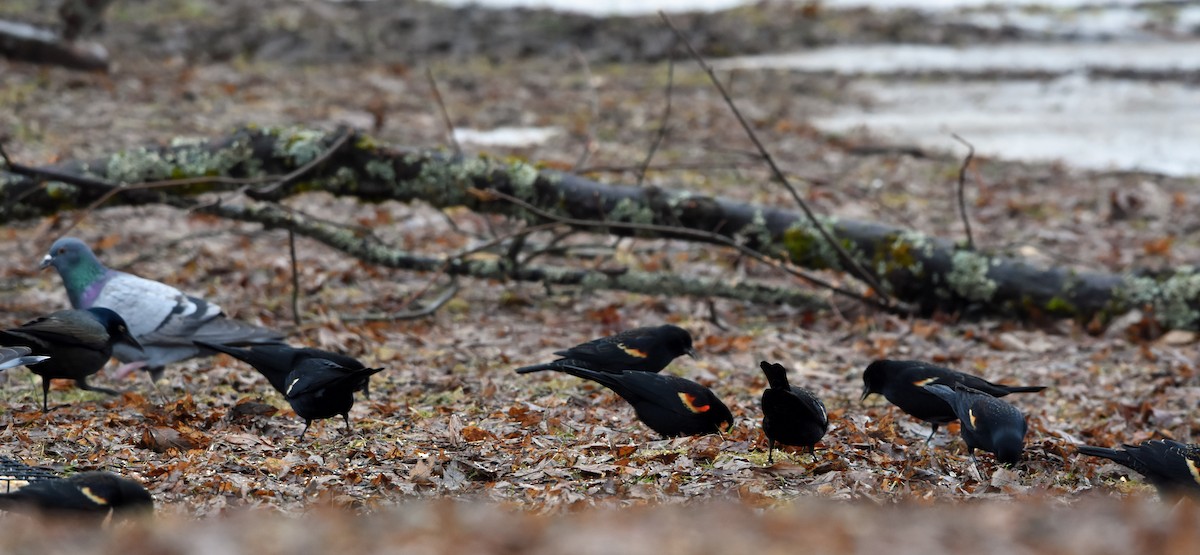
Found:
<box><xmin>0</xmin><ymin>346</ymin><xmax>48</xmax><ymax>371</ymax></box>
<box><xmin>0</xmin><ymin>471</ymin><xmax>153</xmax><ymax>521</ymax></box>
<box><xmin>0</xmin><ymin>308</ymin><xmax>141</xmax><ymax>412</ymax></box>
<box><xmin>193</xmin><ymin>340</ymin><xmax>373</xmax><ymax>398</ymax></box>
<box><xmin>515</xmin><ymin>325</ymin><xmax>697</xmax><ymax>374</ymax></box>
<box><xmin>40</xmin><ymin>236</ymin><xmax>286</xmax><ymax>382</ymax></box>
<box><xmin>531</xmin><ymin>363</ymin><xmax>733</xmax><ymax>438</ymax></box>
<box><xmin>283</xmin><ymin>358</ymin><xmax>383</xmax><ymax>439</ymax></box>
<box><xmin>760</xmin><ymin>360</ymin><xmax>828</xmax><ymax>463</ymax></box>
<box><xmin>861</xmin><ymin>359</ymin><xmax>1045</xmax><ymax>443</ymax></box>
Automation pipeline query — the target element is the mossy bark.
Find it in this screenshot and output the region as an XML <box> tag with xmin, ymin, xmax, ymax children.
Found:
<box><xmin>2</xmin><ymin>125</ymin><xmax>1195</xmax><ymax>330</ymax></box>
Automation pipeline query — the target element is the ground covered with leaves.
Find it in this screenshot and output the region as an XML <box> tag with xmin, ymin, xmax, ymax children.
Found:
<box><xmin>2</xmin><ymin>0</ymin><xmax>1200</xmax><ymax>551</ymax></box>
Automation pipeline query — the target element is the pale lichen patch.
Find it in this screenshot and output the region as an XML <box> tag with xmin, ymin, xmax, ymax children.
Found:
<box><xmin>947</xmin><ymin>250</ymin><xmax>998</xmax><ymax>302</ymax></box>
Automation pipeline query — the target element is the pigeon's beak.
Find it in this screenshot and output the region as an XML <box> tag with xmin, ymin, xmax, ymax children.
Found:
<box><xmin>38</xmin><ymin>254</ymin><xmax>52</xmax><ymax>270</ymax></box>
<box><xmin>685</xmin><ymin>347</ymin><xmax>699</xmax><ymax>360</ymax></box>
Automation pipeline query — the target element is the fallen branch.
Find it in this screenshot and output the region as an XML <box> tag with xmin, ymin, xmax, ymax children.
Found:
<box><xmin>3</xmin><ymin>125</ymin><xmax>1198</xmax><ymax>331</ymax></box>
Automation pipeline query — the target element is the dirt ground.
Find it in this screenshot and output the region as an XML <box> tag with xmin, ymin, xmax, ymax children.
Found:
<box><xmin>1</xmin><ymin>0</ymin><xmax>1199</xmax><ymax>552</ymax></box>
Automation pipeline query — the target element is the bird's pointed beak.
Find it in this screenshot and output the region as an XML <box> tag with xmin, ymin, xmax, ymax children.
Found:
<box><xmin>122</xmin><ymin>332</ymin><xmax>144</xmax><ymax>353</ymax></box>
<box><xmin>860</xmin><ymin>387</ymin><xmax>871</xmax><ymax>403</ymax></box>
<box><xmin>39</xmin><ymin>254</ymin><xmax>52</xmax><ymax>270</ymax></box>
<box><xmin>686</xmin><ymin>347</ymin><xmax>699</xmax><ymax>360</ymax></box>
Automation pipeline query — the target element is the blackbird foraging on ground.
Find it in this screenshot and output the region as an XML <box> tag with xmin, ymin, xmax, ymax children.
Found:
<box><xmin>41</xmin><ymin>237</ymin><xmax>285</xmax><ymax>383</ymax></box>
<box><xmin>537</xmin><ymin>363</ymin><xmax>733</xmax><ymax>438</ymax></box>
<box><xmin>284</xmin><ymin>358</ymin><xmax>384</xmax><ymax>439</ymax></box>
<box><xmin>0</xmin><ymin>308</ymin><xmax>142</xmax><ymax>412</ymax></box>
<box><xmin>515</xmin><ymin>325</ymin><xmax>697</xmax><ymax>374</ymax></box>
<box><xmin>1077</xmin><ymin>440</ymin><xmax>1200</xmax><ymax>497</ymax></box>
<box><xmin>923</xmin><ymin>383</ymin><xmax>1027</xmax><ymax>465</ymax></box>
<box><xmin>0</xmin><ymin>346</ymin><xmax>48</xmax><ymax>371</ymax></box>
<box><xmin>194</xmin><ymin>340</ymin><xmax>374</xmax><ymax>398</ymax></box>
<box><xmin>0</xmin><ymin>471</ymin><xmax>152</xmax><ymax>521</ymax></box>
<box><xmin>861</xmin><ymin>359</ymin><xmax>1045</xmax><ymax>442</ymax></box>
<box><xmin>759</xmin><ymin>361</ymin><xmax>827</xmax><ymax>464</ymax></box>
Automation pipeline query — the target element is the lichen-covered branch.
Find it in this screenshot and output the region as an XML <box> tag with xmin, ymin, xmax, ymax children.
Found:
<box><xmin>200</xmin><ymin>201</ymin><xmax>826</xmax><ymax>309</ymax></box>
<box><xmin>3</xmin><ymin>125</ymin><xmax>1199</xmax><ymax>330</ymax></box>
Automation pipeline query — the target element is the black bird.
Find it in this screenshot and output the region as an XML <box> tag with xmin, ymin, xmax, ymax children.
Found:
<box><xmin>284</xmin><ymin>358</ymin><xmax>384</xmax><ymax>439</ymax></box>
<box><xmin>194</xmin><ymin>340</ymin><xmax>373</xmax><ymax>398</ymax></box>
<box><xmin>0</xmin><ymin>308</ymin><xmax>142</xmax><ymax>411</ymax></box>
<box><xmin>1077</xmin><ymin>440</ymin><xmax>1200</xmax><ymax>497</ymax></box>
<box><xmin>759</xmin><ymin>361</ymin><xmax>828</xmax><ymax>464</ymax></box>
<box><xmin>543</xmin><ymin>363</ymin><xmax>733</xmax><ymax>438</ymax></box>
<box><xmin>861</xmin><ymin>359</ymin><xmax>1045</xmax><ymax>442</ymax></box>
<box><xmin>0</xmin><ymin>346</ymin><xmax>48</xmax><ymax>371</ymax></box>
<box><xmin>923</xmin><ymin>383</ymin><xmax>1027</xmax><ymax>465</ymax></box>
<box><xmin>0</xmin><ymin>471</ymin><xmax>152</xmax><ymax>520</ymax></box>
<box><xmin>515</xmin><ymin>325</ymin><xmax>697</xmax><ymax>374</ymax></box>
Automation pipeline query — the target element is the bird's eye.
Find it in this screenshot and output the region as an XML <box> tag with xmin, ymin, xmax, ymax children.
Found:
<box><xmin>57</xmin><ymin>247</ymin><xmax>65</xmax><ymax>254</ymax></box>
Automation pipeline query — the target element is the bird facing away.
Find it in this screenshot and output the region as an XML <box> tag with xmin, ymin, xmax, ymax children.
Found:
<box><xmin>0</xmin><ymin>471</ymin><xmax>153</xmax><ymax>521</ymax></box>
<box><xmin>40</xmin><ymin>237</ymin><xmax>287</xmax><ymax>383</ymax></box>
<box><xmin>861</xmin><ymin>359</ymin><xmax>1045</xmax><ymax>442</ymax></box>
<box><xmin>0</xmin><ymin>308</ymin><xmax>142</xmax><ymax>412</ymax></box>
<box><xmin>542</xmin><ymin>363</ymin><xmax>733</xmax><ymax>438</ymax></box>
<box><xmin>515</xmin><ymin>325</ymin><xmax>697</xmax><ymax>374</ymax></box>
<box><xmin>284</xmin><ymin>358</ymin><xmax>384</xmax><ymax>439</ymax></box>
<box><xmin>193</xmin><ymin>340</ymin><xmax>374</xmax><ymax>398</ymax></box>
<box><xmin>759</xmin><ymin>360</ymin><xmax>828</xmax><ymax>464</ymax></box>
<box><xmin>923</xmin><ymin>383</ymin><xmax>1027</xmax><ymax>465</ymax></box>
<box><xmin>0</xmin><ymin>346</ymin><xmax>49</xmax><ymax>371</ymax></box>
<box><xmin>1077</xmin><ymin>440</ymin><xmax>1200</xmax><ymax>498</ymax></box>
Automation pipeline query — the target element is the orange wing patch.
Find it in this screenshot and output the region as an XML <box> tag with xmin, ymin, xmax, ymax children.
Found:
<box><xmin>967</xmin><ymin>408</ymin><xmax>977</xmax><ymax>429</ymax></box>
<box><xmin>912</xmin><ymin>377</ymin><xmax>939</xmax><ymax>387</ymax></box>
<box><xmin>79</xmin><ymin>486</ymin><xmax>109</xmax><ymax>506</ymax></box>
<box><xmin>1187</xmin><ymin>457</ymin><xmax>1200</xmax><ymax>485</ymax></box>
<box><xmin>678</xmin><ymin>392</ymin><xmax>711</xmax><ymax>413</ymax></box>
<box><xmin>617</xmin><ymin>343</ymin><xmax>648</xmax><ymax>358</ymax></box>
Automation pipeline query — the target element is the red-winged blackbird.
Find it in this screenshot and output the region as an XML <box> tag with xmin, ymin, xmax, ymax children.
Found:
<box><xmin>194</xmin><ymin>340</ymin><xmax>373</xmax><ymax>398</ymax></box>
<box><xmin>285</xmin><ymin>358</ymin><xmax>384</xmax><ymax>438</ymax></box>
<box><xmin>1077</xmin><ymin>440</ymin><xmax>1200</xmax><ymax>497</ymax></box>
<box><xmin>0</xmin><ymin>471</ymin><xmax>153</xmax><ymax>521</ymax></box>
<box><xmin>0</xmin><ymin>308</ymin><xmax>142</xmax><ymax>412</ymax></box>
<box><xmin>861</xmin><ymin>359</ymin><xmax>1045</xmax><ymax>442</ymax></box>
<box><xmin>539</xmin><ymin>363</ymin><xmax>733</xmax><ymax>438</ymax></box>
<box><xmin>0</xmin><ymin>346</ymin><xmax>48</xmax><ymax>371</ymax></box>
<box><xmin>759</xmin><ymin>361</ymin><xmax>828</xmax><ymax>464</ymax></box>
<box><xmin>515</xmin><ymin>325</ymin><xmax>696</xmax><ymax>374</ymax></box>
<box><xmin>923</xmin><ymin>383</ymin><xmax>1027</xmax><ymax>465</ymax></box>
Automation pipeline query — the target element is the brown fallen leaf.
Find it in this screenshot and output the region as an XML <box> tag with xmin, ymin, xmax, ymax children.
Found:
<box><xmin>139</xmin><ymin>426</ymin><xmax>203</xmax><ymax>453</ymax></box>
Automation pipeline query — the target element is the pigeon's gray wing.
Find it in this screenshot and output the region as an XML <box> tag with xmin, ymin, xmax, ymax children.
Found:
<box><xmin>0</xmin><ymin>346</ymin><xmax>48</xmax><ymax>371</ymax></box>
<box><xmin>93</xmin><ymin>271</ymin><xmax>213</xmax><ymax>339</ymax></box>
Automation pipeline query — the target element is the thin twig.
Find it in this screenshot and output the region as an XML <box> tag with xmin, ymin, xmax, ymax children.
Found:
<box><xmin>571</xmin><ymin>47</ymin><xmax>599</xmax><ymax>172</ymax></box>
<box><xmin>659</xmin><ymin>12</ymin><xmax>892</xmax><ymax>305</ymax></box>
<box><xmin>249</xmin><ymin>126</ymin><xmax>354</xmax><ymax>197</ymax></box>
<box><xmin>345</xmin><ymin>281</ymin><xmax>461</xmax><ymax>322</ymax></box>
<box><xmin>426</xmin><ymin>67</ymin><xmax>462</xmax><ymax>158</ymax></box>
<box><xmin>477</xmin><ymin>187</ymin><xmax>905</xmax><ymax>314</ymax></box>
<box><xmin>289</xmin><ymin>229</ymin><xmax>301</xmax><ymax>326</ymax></box>
<box><xmin>951</xmin><ymin>133</ymin><xmax>976</xmax><ymax>251</ymax></box>
<box><xmin>637</xmin><ymin>57</ymin><xmax>676</xmax><ymax>186</ymax></box>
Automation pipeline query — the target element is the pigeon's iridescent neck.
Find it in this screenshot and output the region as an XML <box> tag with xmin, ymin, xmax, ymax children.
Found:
<box><xmin>64</xmin><ymin>264</ymin><xmax>109</xmax><ymax>309</ymax></box>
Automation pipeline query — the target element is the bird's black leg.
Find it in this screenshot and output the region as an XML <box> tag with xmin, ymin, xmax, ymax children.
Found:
<box><xmin>41</xmin><ymin>378</ymin><xmax>51</xmax><ymax>413</ymax></box>
<box><xmin>342</xmin><ymin>413</ymin><xmax>352</xmax><ymax>435</ymax></box>
<box><xmin>299</xmin><ymin>420</ymin><xmax>312</xmax><ymax>439</ymax></box>
<box><xmin>75</xmin><ymin>377</ymin><xmax>121</xmax><ymax>396</ymax></box>
<box><xmin>924</xmin><ymin>424</ymin><xmax>939</xmax><ymax>445</ymax></box>
<box><xmin>767</xmin><ymin>439</ymin><xmax>775</xmax><ymax>465</ymax></box>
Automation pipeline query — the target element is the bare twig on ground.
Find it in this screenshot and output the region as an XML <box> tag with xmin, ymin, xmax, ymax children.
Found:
<box><xmin>952</xmin><ymin>133</ymin><xmax>977</xmax><ymax>251</ymax></box>
<box><xmin>637</xmin><ymin>57</ymin><xmax>676</xmax><ymax>186</ymax></box>
<box><xmin>659</xmin><ymin>12</ymin><xmax>893</xmax><ymax>305</ymax></box>
<box><xmin>426</xmin><ymin>67</ymin><xmax>463</xmax><ymax>158</ymax></box>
